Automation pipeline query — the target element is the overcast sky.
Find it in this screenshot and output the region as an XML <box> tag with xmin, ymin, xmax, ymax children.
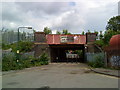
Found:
<box><xmin>1</xmin><ymin>0</ymin><xmax>119</xmax><ymax>34</ymax></box>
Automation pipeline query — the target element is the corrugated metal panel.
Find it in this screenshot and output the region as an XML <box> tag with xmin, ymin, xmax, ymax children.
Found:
<box><xmin>46</xmin><ymin>34</ymin><xmax>86</xmax><ymax>44</ymax></box>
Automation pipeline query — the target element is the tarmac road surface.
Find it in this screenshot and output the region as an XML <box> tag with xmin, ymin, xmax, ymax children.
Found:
<box><xmin>2</xmin><ymin>63</ymin><xmax>119</xmax><ymax>88</ymax></box>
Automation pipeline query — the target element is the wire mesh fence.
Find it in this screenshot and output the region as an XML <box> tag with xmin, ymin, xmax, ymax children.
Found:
<box><xmin>1</xmin><ymin>30</ymin><xmax>34</xmax><ymax>44</ymax></box>
<box><xmin>86</xmin><ymin>52</ymin><xmax>105</xmax><ymax>62</ymax></box>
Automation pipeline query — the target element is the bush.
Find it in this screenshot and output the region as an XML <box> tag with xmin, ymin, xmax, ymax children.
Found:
<box><xmin>39</xmin><ymin>53</ymin><xmax>49</xmax><ymax>65</ymax></box>
<box><xmin>30</xmin><ymin>57</ymin><xmax>41</xmax><ymax>66</ymax></box>
<box><xmin>30</xmin><ymin>53</ymin><xmax>49</xmax><ymax>66</ymax></box>
<box><xmin>11</xmin><ymin>41</ymin><xmax>34</xmax><ymax>53</ymax></box>
<box><xmin>2</xmin><ymin>53</ymin><xmax>18</xmax><ymax>71</ymax></box>
<box><xmin>2</xmin><ymin>52</ymin><xmax>49</xmax><ymax>71</ymax></box>
<box><xmin>87</xmin><ymin>54</ymin><xmax>104</xmax><ymax>68</ymax></box>
<box><xmin>19</xmin><ymin>57</ymin><xmax>32</xmax><ymax>68</ymax></box>
<box><xmin>2</xmin><ymin>43</ymin><xmax>11</xmax><ymax>50</ymax></box>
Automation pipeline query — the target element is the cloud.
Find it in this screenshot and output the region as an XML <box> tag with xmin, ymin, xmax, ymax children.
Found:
<box><xmin>15</xmin><ymin>2</ymin><xmax>71</xmax><ymax>16</ymax></box>
<box><xmin>84</xmin><ymin>1</ymin><xmax>118</xmax><ymax>31</ymax></box>
<box><xmin>50</xmin><ymin>10</ymin><xmax>85</xmax><ymax>33</ymax></box>
<box><xmin>1</xmin><ymin>0</ymin><xmax>119</xmax><ymax>33</ymax></box>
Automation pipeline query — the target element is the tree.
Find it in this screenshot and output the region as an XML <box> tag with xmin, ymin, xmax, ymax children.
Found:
<box><xmin>33</xmin><ymin>29</ymin><xmax>36</xmax><ymax>33</ymax></box>
<box><xmin>94</xmin><ymin>30</ymin><xmax>98</xmax><ymax>35</ymax></box>
<box><xmin>106</xmin><ymin>16</ymin><xmax>120</xmax><ymax>31</ymax></box>
<box><xmin>43</xmin><ymin>27</ymin><xmax>52</xmax><ymax>34</ymax></box>
<box><xmin>103</xmin><ymin>29</ymin><xmax>118</xmax><ymax>45</ymax></box>
<box><xmin>99</xmin><ymin>31</ymin><xmax>103</xmax><ymax>40</ymax></box>
<box><xmin>88</xmin><ymin>30</ymin><xmax>91</xmax><ymax>33</ymax></box>
<box><xmin>56</xmin><ymin>31</ymin><xmax>61</xmax><ymax>34</ymax></box>
<box><xmin>62</xmin><ymin>29</ymin><xmax>71</xmax><ymax>35</ymax></box>
<box><xmin>95</xmin><ymin>16</ymin><xmax>120</xmax><ymax>48</ymax></box>
<box><xmin>81</xmin><ymin>31</ymin><xmax>85</xmax><ymax>35</ymax></box>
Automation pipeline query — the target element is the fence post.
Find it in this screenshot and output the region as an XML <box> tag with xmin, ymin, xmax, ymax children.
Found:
<box><xmin>104</xmin><ymin>52</ymin><xmax>107</xmax><ymax>67</ymax></box>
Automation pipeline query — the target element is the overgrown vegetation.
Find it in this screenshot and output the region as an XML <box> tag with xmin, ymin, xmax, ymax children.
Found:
<box><xmin>2</xmin><ymin>53</ymin><xmax>49</xmax><ymax>71</ymax></box>
<box><xmin>87</xmin><ymin>54</ymin><xmax>104</xmax><ymax>68</ymax></box>
<box><xmin>2</xmin><ymin>43</ymin><xmax>11</xmax><ymax>50</ymax></box>
<box><xmin>2</xmin><ymin>40</ymin><xmax>49</xmax><ymax>71</ymax></box>
<box><xmin>2</xmin><ymin>41</ymin><xmax>34</xmax><ymax>53</ymax></box>
<box><xmin>95</xmin><ymin>16</ymin><xmax>120</xmax><ymax>48</ymax></box>
<box><xmin>11</xmin><ymin>41</ymin><xmax>34</xmax><ymax>53</ymax></box>
<box><xmin>95</xmin><ymin>29</ymin><xmax>120</xmax><ymax>48</ymax></box>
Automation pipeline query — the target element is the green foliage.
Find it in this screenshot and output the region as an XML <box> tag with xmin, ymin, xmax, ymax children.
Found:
<box><xmin>11</xmin><ymin>41</ymin><xmax>34</xmax><ymax>53</ymax></box>
<box><xmin>81</xmin><ymin>31</ymin><xmax>85</xmax><ymax>35</ymax></box>
<box><xmin>39</xmin><ymin>53</ymin><xmax>49</xmax><ymax>65</ymax></box>
<box><xmin>106</xmin><ymin>16</ymin><xmax>120</xmax><ymax>31</ymax></box>
<box><xmin>99</xmin><ymin>31</ymin><xmax>103</xmax><ymax>40</ymax></box>
<box><xmin>99</xmin><ymin>34</ymin><xmax>103</xmax><ymax>40</ymax></box>
<box><xmin>2</xmin><ymin>43</ymin><xmax>11</xmax><ymax>50</ymax></box>
<box><xmin>94</xmin><ymin>30</ymin><xmax>98</xmax><ymax>35</ymax></box>
<box><xmin>94</xmin><ymin>40</ymin><xmax>104</xmax><ymax>47</ymax></box>
<box><xmin>103</xmin><ymin>29</ymin><xmax>119</xmax><ymax>45</ymax></box>
<box><xmin>74</xmin><ymin>50</ymin><xmax>83</xmax><ymax>57</ymax></box>
<box><xmin>2</xmin><ymin>53</ymin><xmax>34</xmax><ymax>71</ymax></box>
<box><xmin>2</xmin><ymin>53</ymin><xmax>21</xmax><ymax>71</ymax></box>
<box><xmin>43</xmin><ymin>27</ymin><xmax>52</xmax><ymax>34</ymax></box>
<box><xmin>19</xmin><ymin>56</ymin><xmax>33</xmax><ymax>68</ymax></box>
<box><xmin>2</xmin><ymin>52</ymin><xmax>49</xmax><ymax>71</ymax></box>
<box><xmin>88</xmin><ymin>30</ymin><xmax>91</xmax><ymax>33</ymax></box>
<box><xmin>94</xmin><ymin>30</ymin><xmax>120</xmax><ymax>48</ymax></box>
<box><xmin>30</xmin><ymin>53</ymin><xmax>49</xmax><ymax>66</ymax></box>
<box><xmin>87</xmin><ymin>54</ymin><xmax>104</xmax><ymax>68</ymax></box>
<box><xmin>30</xmin><ymin>57</ymin><xmax>41</xmax><ymax>66</ymax></box>
<box><xmin>56</xmin><ymin>29</ymin><xmax>71</xmax><ymax>35</ymax></box>
<box><xmin>62</xmin><ymin>29</ymin><xmax>71</xmax><ymax>35</ymax></box>
<box><xmin>56</xmin><ymin>31</ymin><xmax>61</xmax><ymax>34</ymax></box>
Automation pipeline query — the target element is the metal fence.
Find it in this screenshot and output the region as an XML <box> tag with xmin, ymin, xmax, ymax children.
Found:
<box><xmin>20</xmin><ymin>51</ymin><xmax>35</xmax><ymax>60</ymax></box>
<box><xmin>2</xmin><ymin>30</ymin><xmax>34</xmax><ymax>44</ymax></box>
<box><xmin>85</xmin><ymin>52</ymin><xmax>105</xmax><ymax>62</ymax></box>
<box><xmin>86</xmin><ymin>52</ymin><xmax>120</xmax><ymax>68</ymax></box>
<box><xmin>2</xmin><ymin>51</ymin><xmax>35</xmax><ymax>60</ymax></box>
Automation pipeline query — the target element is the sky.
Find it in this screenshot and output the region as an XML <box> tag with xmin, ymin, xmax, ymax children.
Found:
<box><xmin>1</xmin><ymin>0</ymin><xmax>119</xmax><ymax>34</ymax></box>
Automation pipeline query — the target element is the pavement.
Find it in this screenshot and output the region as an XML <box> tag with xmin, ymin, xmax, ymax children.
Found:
<box><xmin>90</xmin><ymin>67</ymin><xmax>119</xmax><ymax>78</ymax></box>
